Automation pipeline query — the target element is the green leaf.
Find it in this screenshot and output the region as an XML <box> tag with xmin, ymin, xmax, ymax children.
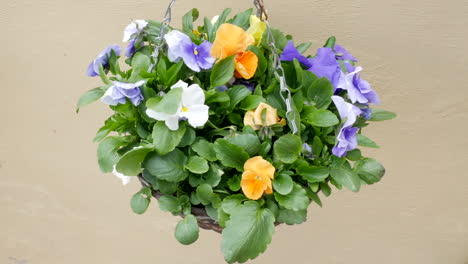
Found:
<box><xmin>370</xmin><ymin>109</ymin><xmax>397</xmax><ymax>121</ymax></box>
<box><xmin>182</xmin><ymin>8</ymin><xmax>199</xmax><ymax>32</ymax></box>
<box><xmin>307</xmin><ymin>190</ymin><xmax>322</xmax><ymax>207</ymax></box>
<box><xmin>175</xmin><ymin>214</ymin><xmax>199</xmax><ymax>245</ymax></box>
<box><xmin>311</xmin><ymin>136</ymin><xmax>323</xmax><ymax>157</ymax></box>
<box><xmin>324</xmin><ymin>36</ymin><xmax>336</xmax><ymax>48</ymax></box>
<box><xmin>346</xmin><ymin>149</ymin><xmax>362</xmax><ymax>161</ymax></box>
<box><xmin>227</xmin><ymin>174</ymin><xmax>241</xmax><ymax>191</ymax></box>
<box><xmin>178</xmin><ymin>126</ymin><xmax>196</xmax><ymax>147</ymax></box>
<box><xmin>221</xmin><ymin>202</ymin><xmax>275</xmax><ymax>264</ymax></box>
<box><xmin>115</xmin><ymin>147</ymin><xmax>153</xmax><ymax>176</ymax></box>
<box><xmin>304</xmin><ymin>109</ymin><xmax>339</xmax><ymax>127</ymax></box>
<box><xmin>330</xmin><ymin>166</ymin><xmax>361</xmax><ymax>192</ymax></box>
<box><xmin>277</xmin><ymin>208</ymin><xmax>307</xmax><ymax>225</ymax></box>
<box><xmin>146</xmin><ymin>87</ymin><xmax>182</xmax><ymax>115</ymax></box>
<box><xmin>227</xmin><ymin>85</ymin><xmax>252</xmax><ymax>111</ymax></box>
<box><xmin>307</xmin><ymin>77</ymin><xmax>333</xmax><ymax>109</ymax></box>
<box><xmin>357</xmin><ymin>134</ymin><xmax>380</xmax><ymax>148</ymax></box>
<box><xmin>210</xmin><ymin>55</ymin><xmax>235</xmax><ymax>88</ymax></box>
<box><xmin>354</xmin><ymin>158</ymin><xmax>385</xmax><ymax>184</ymax></box>
<box><xmin>97</xmin><ymin>136</ymin><xmax>128</xmax><ymax>173</ymax></box>
<box><xmin>273</xmin><ymin>134</ymin><xmax>302</xmax><ymax>163</ymax></box>
<box><xmin>192</xmin><ymin>139</ymin><xmax>217</xmax><ymax>161</ymax></box>
<box><xmin>152</xmin><ymin>121</ymin><xmax>186</xmax><ymax>155</ymax></box>
<box><xmin>158</xmin><ymin>195</ymin><xmax>181</xmax><ymax>214</ymax></box>
<box><xmin>229</xmin><ymin>8</ymin><xmax>253</xmax><ymax>28</ymax></box>
<box><xmin>131</xmin><ymin>52</ymin><xmax>150</xmax><ymax>72</ymax></box>
<box><xmin>297</xmin><ymin>165</ymin><xmax>329</xmax><ymax>183</ymax></box>
<box><xmin>130</xmin><ymin>188</ymin><xmax>151</xmax><ymax>214</ymax></box>
<box><xmin>213</xmin><ymin>139</ymin><xmax>249</xmax><ymax>171</ymax></box>
<box><xmin>196</xmin><ymin>183</ymin><xmax>214</xmax><ymax>205</ymax></box>
<box><xmin>239</xmin><ymin>95</ymin><xmax>266</xmax><ymax>110</ymax></box>
<box><xmin>228</xmin><ymin>133</ymin><xmax>261</xmax><ymax>156</ymax></box>
<box><xmin>272</xmin><ymin>173</ymin><xmax>294</xmax><ymax>195</ymax></box>
<box><xmin>185</xmin><ymin>156</ymin><xmax>209</xmax><ymax>174</ymax></box>
<box><xmin>76</xmin><ymin>86</ymin><xmax>108</xmax><ymax>113</ymax></box>
<box><xmin>274</xmin><ymin>183</ymin><xmax>309</xmax><ymax>211</ymax></box>
<box><xmin>296</xmin><ymin>42</ymin><xmax>312</xmax><ymax>53</ymax></box>
<box><xmin>221</xmin><ymin>194</ymin><xmax>247</xmax><ymax>215</ymax></box>
<box><xmin>143</xmin><ymin>149</ymin><xmax>188</xmax><ymax>182</ymax></box>
<box><xmin>320</xmin><ymin>182</ymin><xmax>332</xmax><ymax>196</ymax></box>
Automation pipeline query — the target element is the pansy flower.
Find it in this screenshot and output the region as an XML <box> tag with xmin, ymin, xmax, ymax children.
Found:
<box><xmin>241</xmin><ymin>156</ymin><xmax>275</xmax><ymax>200</ymax></box>
<box><xmin>101</xmin><ymin>80</ymin><xmax>145</xmax><ymax>106</ymax></box>
<box><xmin>86</xmin><ymin>44</ymin><xmax>121</xmax><ymax>77</ymax></box>
<box><xmin>331</xmin><ymin>96</ymin><xmax>362</xmax><ymax>157</ymax></box>
<box><xmin>280</xmin><ymin>41</ymin><xmax>312</xmax><ymax>68</ymax></box>
<box><xmin>337</xmin><ymin>66</ymin><xmax>380</xmax><ymax>105</ymax></box>
<box><xmin>243</xmin><ymin>103</ymin><xmax>286</xmax><ymax>130</ymax></box>
<box><xmin>308</xmin><ymin>47</ymin><xmax>341</xmax><ymax>89</ymax></box>
<box><xmin>164</xmin><ymin>30</ymin><xmax>215</xmax><ymax>72</ymax></box>
<box><xmin>211</xmin><ymin>23</ymin><xmax>258</xmax><ymax>79</ymax></box>
<box><xmin>146</xmin><ymin>80</ymin><xmax>209</xmax><ymax>130</ymax></box>
<box><xmin>123</xmin><ymin>20</ymin><xmax>148</xmax><ymax>42</ymax></box>
<box><xmin>334</xmin><ymin>44</ymin><xmax>357</xmax><ymax>62</ymax></box>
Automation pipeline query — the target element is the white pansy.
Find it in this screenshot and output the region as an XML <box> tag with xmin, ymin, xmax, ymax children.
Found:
<box><xmin>211</xmin><ymin>15</ymin><xmax>220</xmax><ymax>25</ymax></box>
<box><xmin>146</xmin><ymin>80</ymin><xmax>209</xmax><ymax>131</ymax></box>
<box><xmin>112</xmin><ymin>165</ymin><xmax>132</xmax><ymax>185</ymax></box>
<box><xmin>123</xmin><ymin>20</ymin><xmax>148</xmax><ymax>42</ymax></box>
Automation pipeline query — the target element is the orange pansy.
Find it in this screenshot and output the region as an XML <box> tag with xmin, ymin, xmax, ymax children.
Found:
<box><xmin>241</xmin><ymin>156</ymin><xmax>275</xmax><ymax>200</ymax></box>
<box><xmin>211</xmin><ymin>23</ymin><xmax>258</xmax><ymax>79</ymax></box>
<box><xmin>243</xmin><ymin>102</ymin><xmax>287</xmax><ymax>130</ymax></box>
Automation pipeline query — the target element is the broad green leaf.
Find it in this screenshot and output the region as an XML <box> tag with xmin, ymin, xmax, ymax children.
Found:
<box><xmin>131</xmin><ymin>52</ymin><xmax>150</xmax><ymax>72</ymax></box>
<box><xmin>307</xmin><ymin>77</ymin><xmax>333</xmax><ymax>109</ymax></box>
<box><xmin>229</xmin><ymin>8</ymin><xmax>253</xmax><ymax>28</ymax></box>
<box><xmin>130</xmin><ymin>188</ymin><xmax>151</xmax><ymax>214</ymax></box>
<box><xmin>330</xmin><ymin>166</ymin><xmax>361</xmax><ymax>192</ymax></box>
<box><xmin>143</xmin><ymin>149</ymin><xmax>188</xmax><ymax>182</ymax></box>
<box><xmin>346</xmin><ymin>149</ymin><xmax>362</xmax><ymax>161</ymax></box>
<box><xmin>182</xmin><ymin>8</ymin><xmax>199</xmax><ymax>32</ymax></box>
<box><xmin>212</xmin><ymin>8</ymin><xmax>232</xmax><ymax>38</ymax></box>
<box><xmin>97</xmin><ymin>136</ymin><xmax>128</xmax><ymax>173</ymax></box>
<box><xmin>297</xmin><ymin>165</ymin><xmax>329</xmax><ymax>183</ymax></box>
<box><xmin>221</xmin><ymin>202</ymin><xmax>275</xmax><ymax>264</ymax></box>
<box><xmin>158</xmin><ymin>195</ymin><xmax>181</xmax><ymax>214</ymax></box>
<box><xmin>354</xmin><ymin>158</ymin><xmax>385</xmax><ymax>184</ymax></box>
<box><xmin>192</xmin><ymin>139</ymin><xmax>217</xmax><ymax>161</ymax></box>
<box><xmin>304</xmin><ymin>109</ymin><xmax>339</xmax><ymax>127</ymax></box>
<box><xmin>277</xmin><ymin>208</ymin><xmax>307</xmax><ymax>225</ymax></box>
<box><xmin>196</xmin><ymin>183</ymin><xmax>214</xmax><ymax>205</ymax></box>
<box><xmin>239</xmin><ymin>95</ymin><xmax>266</xmax><ymax>110</ymax></box>
<box><xmin>146</xmin><ymin>87</ymin><xmax>182</xmax><ymax>115</ymax></box>
<box><xmin>273</xmin><ymin>134</ymin><xmax>302</xmax><ymax>163</ymax></box>
<box><xmin>211</xmin><ymin>55</ymin><xmax>235</xmax><ymax>88</ymax></box>
<box><xmin>272</xmin><ymin>173</ymin><xmax>294</xmax><ymax>195</ymax></box>
<box><xmin>152</xmin><ymin>121</ymin><xmax>186</xmax><ymax>155</ymax></box>
<box><xmin>311</xmin><ymin>136</ymin><xmax>323</xmax><ymax>157</ymax></box>
<box><xmin>274</xmin><ymin>183</ymin><xmax>309</xmax><ymax>211</ymax></box>
<box><xmin>178</xmin><ymin>126</ymin><xmax>196</xmax><ymax>147</ymax></box>
<box><xmin>227</xmin><ymin>174</ymin><xmax>241</xmax><ymax>191</ymax></box>
<box><xmin>213</xmin><ymin>139</ymin><xmax>249</xmax><ymax>171</ymax></box>
<box><xmin>227</xmin><ymin>85</ymin><xmax>252</xmax><ymax>110</ymax></box>
<box><xmin>228</xmin><ymin>133</ymin><xmax>261</xmax><ymax>156</ymax></box>
<box><xmin>296</xmin><ymin>42</ymin><xmax>312</xmax><ymax>53</ymax></box>
<box><xmin>307</xmin><ymin>190</ymin><xmax>322</xmax><ymax>207</ymax></box>
<box><xmin>221</xmin><ymin>194</ymin><xmax>246</xmax><ymax>214</ymax></box>
<box><xmin>76</xmin><ymin>86</ymin><xmax>108</xmax><ymax>113</ymax></box>
<box><xmin>185</xmin><ymin>156</ymin><xmax>209</xmax><ymax>174</ymax></box>
<box><xmin>115</xmin><ymin>147</ymin><xmax>153</xmax><ymax>176</ymax></box>
<box><xmin>357</xmin><ymin>134</ymin><xmax>380</xmax><ymax>148</ymax></box>
<box><xmin>320</xmin><ymin>182</ymin><xmax>332</xmax><ymax>196</ymax></box>
<box><xmin>175</xmin><ymin>214</ymin><xmax>199</xmax><ymax>245</ymax></box>
<box><xmin>370</xmin><ymin>109</ymin><xmax>397</xmax><ymax>121</ymax></box>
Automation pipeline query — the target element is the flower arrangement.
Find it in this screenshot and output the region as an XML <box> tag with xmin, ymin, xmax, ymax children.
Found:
<box><xmin>77</xmin><ymin>4</ymin><xmax>395</xmax><ymax>263</ymax></box>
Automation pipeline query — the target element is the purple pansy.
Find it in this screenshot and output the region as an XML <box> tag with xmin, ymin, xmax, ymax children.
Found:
<box><xmin>331</xmin><ymin>96</ymin><xmax>362</xmax><ymax>157</ymax></box>
<box><xmin>337</xmin><ymin>66</ymin><xmax>380</xmax><ymax>105</ymax></box>
<box><xmin>280</xmin><ymin>41</ymin><xmax>312</xmax><ymax>68</ymax></box>
<box><xmin>233</xmin><ymin>79</ymin><xmax>256</xmax><ymax>92</ymax></box>
<box><xmin>125</xmin><ymin>38</ymin><xmax>137</xmax><ymax>57</ymax></box>
<box><xmin>123</xmin><ymin>20</ymin><xmax>148</xmax><ymax>42</ymax></box>
<box><xmin>164</xmin><ymin>30</ymin><xmax>215</xmax><ymax>72</ymax></box>
<box><xmin>308</xmin><ymin>47</ymin><xmax>341</xmax><ymax>88</ymax></box>
<box><xmin>101</xmin><ymin>80</ymin><xmax>145</xmax><ymax>106</ymax></box>
<box><xmin>360</xmin><ymin>107</ymin><xmax>372</xmax><ymax>120</ymax></box>
<box><xmin>86</xmin><ymin>45</ymin><xmax>122</xmax><ymax>77</ymax></box>
<box><xmin>334</xmin><ymin>44</ymin><xmax>357</xmax><ymax>62</ymax></box>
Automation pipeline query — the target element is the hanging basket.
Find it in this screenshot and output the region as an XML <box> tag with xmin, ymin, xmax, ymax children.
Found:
<box><xmin>137</xmin><ymin>174</ymin><xmax>224</xmax><ymax>233</ymax></box>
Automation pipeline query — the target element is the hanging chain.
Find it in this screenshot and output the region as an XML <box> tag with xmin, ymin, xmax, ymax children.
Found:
<box><xmin>148</xmin><ymin>0</ymin><xmax>177</xmax><ymax>72</ymax></box>
<box><xmin>253</xmin><ymin>0</ymin><xmax>298</xmax><ymax>134</ymax></box>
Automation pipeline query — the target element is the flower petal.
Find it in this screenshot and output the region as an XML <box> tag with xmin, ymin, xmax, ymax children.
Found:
<box><xmin>101</xmin><ymin>86</ymin><xmax>126</xmax><ymax>106</ymax></box>
<box><xmin>123</xmin><ymin>20</ymin><xmax>148</xmax><ymax>42</ymax></box>
<box><xmin>235</xmin><ymin>51</ymin><xmax>258</xmax><ymax>79</ymax></box>
<box><xmin>280</xmin><ymin>41</ymin><xmax>312</xmax><ymax>68</ymax></box>
<box><xmin>211</xmin><ymin>23</ymin><xmax>254</xmax><ymax>59</ymax></box>
<box><xmin>253</xmin><ymin>102</ymin><xmax>279</xmax><ymax>127</ymax></box>
<box><xmin>243</xmin><ymin>110</ymin><xmax>258</xmax><ymax>130</ymax></box>
<box><xmin>196</xmin><ymin>41</ymin><xmax>216</xmax><ymax>70</ymax></box>
<box><xmin>241</xmin><ymin>170</ymin><xmax>268</xmax><ymax>200</ymax></box>
<box><xmin>164</xmin><ymin>30</ymin><xmax>197</xmax><ymax>67</ymax></box>
<box><xmin>182</xmin><ymin>83</ymin><xmax>205</xmax><ymax>106</ymax></box>
<box><xmin>112</xmin><ymin>165</ymin><xmax>132</xmax><ymax>185</ymax></box>
<box><xmin>243</xmin><ymin>156</ymin><xmax>275</xmax><ymax>180</ymax></box>
<box><xmin>171</xmin><ymin>80</ymin><xmax>189</xmax><ymax>90</ymax></box>
<box><xmin>181</xmin><ymin>104</ymin><xmax>209</xmax><ymax>128</ymax></box>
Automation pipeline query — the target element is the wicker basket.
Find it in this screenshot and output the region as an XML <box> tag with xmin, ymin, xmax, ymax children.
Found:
<box><xmin>137</xmin><ymin>174</ymin><xmax>223</xmax><ymax>233</ymax></box>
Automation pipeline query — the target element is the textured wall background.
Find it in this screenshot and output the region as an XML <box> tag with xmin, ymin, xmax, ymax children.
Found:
<box><xmin>2</xmin><ymin>0</ymin><xmax>468</xmax><ymax>263</ymax></box>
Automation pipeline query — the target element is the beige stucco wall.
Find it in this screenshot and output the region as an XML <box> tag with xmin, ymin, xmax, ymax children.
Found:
<box><xmin>2</xmin><ymin>0</ymin><xmax>468</xmax><ymax>263</ymax></box>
